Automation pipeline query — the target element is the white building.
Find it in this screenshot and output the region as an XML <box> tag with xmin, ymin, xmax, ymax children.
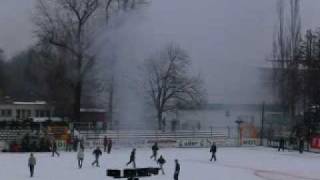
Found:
<box><xmin>167</xmin><ymin>104</ymin><xmax>283</xmax><ymax>131</ymax></box>
<box><xmin>0</xmin><ymin>100</ymin><xmax>54</xmax><ymax>121</ymax></box>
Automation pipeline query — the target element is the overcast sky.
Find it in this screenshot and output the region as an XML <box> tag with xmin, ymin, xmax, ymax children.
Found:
<box><xmin>1</xmin><ymin>0</ymin><xmax>320</xmax><ymax>104</ymax></box>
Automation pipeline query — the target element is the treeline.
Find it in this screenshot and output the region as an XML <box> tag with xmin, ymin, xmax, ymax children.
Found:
<box><xmin>0</xmin><ymin>47</ymin><xmax>75</xmax><ymax>117</ymax></box>
<box><xmin>0</xmin><ymin>0</ymin><xmax>146</xmax><ymax>120</ymax></box>
<box><xmin>272</xmin><ymin>0</ymin><xmax>320</xmax><ymax>139</ymax></box>
<box><xmin>0</xmin><ymin>0</ymin><xmax>206</xmax><ymax>131</ymax></box>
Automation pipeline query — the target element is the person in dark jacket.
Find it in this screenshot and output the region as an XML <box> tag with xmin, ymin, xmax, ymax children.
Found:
<box><xmin>278</xmin><ymin>138</ymin><xmax>285</xmax><ymax>152</ymax></box>
<box><xmin>150</xmin><ymin>142</ymin><xmax>159</xmax><ymax>161</ymax></box>
<box><xmin>299</xmin><ymin>137</ymin><xmax>304</xmax><ymax>154</ymax></box>
<box><xmin>73</xmin><ymin>136</ymin><xmax>79</xmax><ymax>152</ymax></box>
<box><xmin>173</xmin><ymin>159</ymin><xmax>180</xmax><ymax>180</ymax></box>
<box><xmin>91</xmin><ymin>147</ymin><xmax>102</xmax><ymax>167</ymax></box>
<box><xmin>66</xmin><ymin>135</ymin><xmax>72</xmax><ymax>152</ymax></box>
<box><xmin>28</xmin><ymin>153</ymin><xmax>36</xmax><ymax>177</ymax></box>
<box><xmin>126</xmin><ymin>148</ymin><xmax>136</xmax><ymax>168</ymax></box>
<box><xmin>80</xmin><ymin>138</ymin><xmax>85</xmax><ymax>150</ymax></box>
<box><xmin>157</xmin><ymin>155</ymin><xmax>166</xmax><ymax>175</ymax></box>
<box><xmin>103</xmin><ymin>136</ymin><xmax>108</xmax><ymax>152</ymax></box>
<box><xmin>107</xmin><ymin>138</ymin><xmax>112</xmax><ymax>154</ymax></box>
<box><xmin>210</xmin><ymin>142</ymin><xmax>217</xmax><ymax>162</ymax></box>
<box><xmin>51</xmin><ymin>140</ymin><xmax>60</xmax><ymax>157</ymax></box>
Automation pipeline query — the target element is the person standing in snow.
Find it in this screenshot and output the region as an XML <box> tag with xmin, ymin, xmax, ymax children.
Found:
<box><xmin>157</xmin><ymin>155</ymin><xmax>166</xmax><ymax>175</ymax></box>
<box><xmin>73</xmin><ymin>136</ymin><xmax>79</xmax><ymax>152</ymax></box>
<box><xmin>210</xmin><ymin>142</ymin><xmax>217</xmax><ymax>162</ymax></box>
<box><xmin>51</xmin><ymin>140</ymin><xmax>60</xmax><ymax>157</ymax></box>
<box><xmin>80</xmin><ymin>138</ymin><xmax>85</xmax><ymax>150</ymax></box>
<box><xmin>150</xmin><ymin>142</ymin><xmax>159</xmax><ymax>161</ymax></box>
<box><xmin>28</xmin><ymin>153</ymin><xmax>36</xmax><ymax>177</ymax></box>
<box><xmin>66</xmin><ymin>135</ymin><xmax>72</xmax><ymax>152</ymax></box>
<box><xmin>91</xmin><ymin>147</ymin><xmax>102</xmax><ymax>167</ymax></box>
<box><xmin>103</xmin><ymin>136</ymin><xmax>108</xmax><ymax>152</ymax></box>
<box><xmin>107</xmin><ymin>138</ymin><xmax>112</xmax><ymax>154</ymax></box>
<box><xmin>299</xmin><ymin>137</ymin><xmax>304</xmax><ymax>154</ymax></box>
<box><xmin>77</xmin><ymin>148</ymin><xmax>84</xmax><ymax>168</ymax></box>
<box><xmin>126</xmin><ymin>148</ymin><xmax>136</xmax><ymax>168</ymax></box>
<box><xmin>173</xmin><ymin>159</ymin><xmax>180</xmax><ymax>180</ymax></box>
<box><xmin>278</xmin><ymin>137</ymin><xmax>285</xmax><ymax>152</ymax></box>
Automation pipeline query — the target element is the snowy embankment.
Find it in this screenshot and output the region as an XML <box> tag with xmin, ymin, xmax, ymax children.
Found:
<box><xmin>0</xmin><ymin>147</ymin><xmax>320</xmax><ymax>180</ymax></box>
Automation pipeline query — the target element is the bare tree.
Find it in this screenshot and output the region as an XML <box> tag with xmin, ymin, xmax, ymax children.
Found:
<box><xmin>143</xmin><ymin>44</ymin><xmax>206</xmax><ymax>131</ymax></box>
<box><xmin>33</xmin><ymin>0</ymin><xmax>147</xmax><ymax>122</ymax></box>
<box><xmin>272</xmin><ymin>0</ymin><xmax>302</xmax><ymax>123</ymax></box>
<box><xmin>34</xmin><ymin>0</ymin><xmax>104</xmax><ymax>121</ymax></box>
<box><xmin>104</xmin><ymin>0</ymin><xmax>148</xmax><ymax>22</ymax></box>
<box><xmin>0</xmin><ymin>49</ymin><xmax>6</xmax><ymax>97</ymax></box>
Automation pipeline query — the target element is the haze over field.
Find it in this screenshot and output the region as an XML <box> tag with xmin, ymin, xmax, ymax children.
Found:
<box><xmin>1</xmin><ymin>0</ymin><xmax>320</xmax><ymax>104</ymax></box>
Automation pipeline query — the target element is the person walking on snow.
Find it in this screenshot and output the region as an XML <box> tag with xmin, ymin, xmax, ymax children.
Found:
<box><xmin>51</xmin><ymin>140</ymin><xmax>60</xmax><ymax>157</ymax></box>
<box><xmin>278</xmin><ymin>137</ymin><xmax>285</xmax><ymax>152</ymax></box>
<box><xmin>299</xmin><ymin>137</ymin><xmax>304</xmax><ymax>154</ymax></box>
<box><xmin>28</xmin><ymin>153</ymin><xmax>36</xmax><ymax>177</ymax></box>
<box><xmin>150</xmin><ymin>142</ymin><xmax>159</xmax><ymax>161</ymax></box>
<box><xmin>77</xmin><ymin>148</ymin><xmax>84</xmax><ymax>168</ymax></box>
<box><xmin>173</xmin><ymin>159</ymin><xmax>180</xmax><ymax>180</ymax></box>
<box><xmin>107</xmin><ymin>138</ymin><xmax>112</xmax><ymax>154</ymax></box>
<box><xmin>126</xmin><ymin>148</ymin><xmax>136</xmax><ymax>168</ymax></box>
<box><xmin>103</xmin><ymin>136</ymin><xmax>108</xmax><ymax>152</ymax></box>
<box><xmin>157</xmin><ymin>155</ymin><xmax>166</xmax><ymax>175</ymax></box>
<box><xmin>91</xmin><ymin>147</ymin><xmax>102</xmax><ymax>167</ymax></box>
<box><xmin>210</xmin><ymin>142</ymin><xmax>217</xmax><ymax>162</ymax></box>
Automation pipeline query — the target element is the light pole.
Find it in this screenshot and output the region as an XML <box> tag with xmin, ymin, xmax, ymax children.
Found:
<box><xmin>235</xmin><ymin>119</ymin><xmax>243</xmax><ymax>146</ymax></box>
<box><xmin>260</xmin><ymin>102</ymin><xmax>265</xmax><ymax>146</ymax></box>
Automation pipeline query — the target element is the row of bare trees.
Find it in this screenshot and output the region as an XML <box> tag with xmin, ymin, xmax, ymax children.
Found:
<box><xmin>272</xmin><ymin>0</ymin><xmax>320</xmax><ymax>138</ymax></box>
<box><xmin>0</xmin><ymin>0</ymin><xmax>206</xmax><ymax>130</ymax></box>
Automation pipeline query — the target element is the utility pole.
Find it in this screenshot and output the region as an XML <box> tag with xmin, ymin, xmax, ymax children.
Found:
<box><xmin>260</xmin><ymin>102</ymin><xmax>265</xmax><ymax>146</ymax></box>
<box><xmin>235</xmin><ymin>119</ymin><xmax>243</xmax><ymax>146</ymax></box>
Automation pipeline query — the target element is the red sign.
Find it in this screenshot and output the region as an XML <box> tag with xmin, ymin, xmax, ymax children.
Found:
<box><xmin>311</xmin><ymin>136</ymin><xmax>320</xmax><ymax>149</ymax></box>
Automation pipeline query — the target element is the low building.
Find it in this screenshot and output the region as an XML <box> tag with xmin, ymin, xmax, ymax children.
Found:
<box><xmin>78</xmin><ymin>108</ymin><xmax>107</xmax><ymax>130</ymax></box>
<box><xmin>168</xmin><ymin>103</ymin><xmax>283</xmax><ymax>131</ymax></box>
<box><xmin>0</xmin><ymin>100</ymin><xmax>54</xmax><ymax>122</ymax></box>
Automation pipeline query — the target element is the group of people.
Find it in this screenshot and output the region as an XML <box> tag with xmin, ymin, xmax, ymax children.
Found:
<box><xmin>26</xmin><ymin>138</ymin><xmax>218</xmax><ymax>180</ymax></box>
<box><xmin>103</xmin><ymin>136</ymin><xmax>113</xmax><ymax>154</ymax></box>
<box><xmin>125</xmin><ymin>142</ymin><xmax>181</xmax><ymax>180</ymax></box>
<box><xmin>277</xmin><ymin>137</ymin><xmax>305</xmax><ymax>154</ymax></box>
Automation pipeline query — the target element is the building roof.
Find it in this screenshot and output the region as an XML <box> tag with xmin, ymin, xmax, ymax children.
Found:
<box><xmin>80</xmin><ymin>108</ymin><xmax>106</xmax><ymax>113</ymax></box>
<box><xmin>13</xmin><ymin>101</ymin><xmax>47</xmax><ymax>105</ymax></box>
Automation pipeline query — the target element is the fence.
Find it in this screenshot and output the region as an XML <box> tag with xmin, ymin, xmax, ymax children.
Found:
<box><xmin>78</xmin><ymin>127</ymin><xmax>239</xmax><ymax>149</ymax></box>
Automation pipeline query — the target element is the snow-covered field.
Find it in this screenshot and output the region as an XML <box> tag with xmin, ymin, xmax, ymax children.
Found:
<box><xmin>1</xmin><ymin>147</ymin><xmax>320</xmax><ymax>180</ymax></box>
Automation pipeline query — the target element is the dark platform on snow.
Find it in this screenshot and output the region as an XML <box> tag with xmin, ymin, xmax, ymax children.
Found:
<box><xmin>107</xmin><ymin>167</ymin><xmax>160</xmax><ymax>180</ymax></box>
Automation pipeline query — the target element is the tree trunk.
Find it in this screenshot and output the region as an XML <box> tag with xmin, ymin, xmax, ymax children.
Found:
<box><xmin>74</xmin><ymin>80</ymin><xmax>82</xmax><ymax>123</ymax></box>
<box><xmin>108</xmin><ymin>79</ymin><xmax>114</xmax><ymax>130</ymax></box>
<box><xmin>157</xmin><ymin>111</ymin><xmax>162</xmax><ymax>131</ymax></box>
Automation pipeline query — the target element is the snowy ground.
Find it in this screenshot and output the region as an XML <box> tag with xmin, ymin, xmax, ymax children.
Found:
<box><xmin>1</xmin><ymin>147</ymin><xmax>320</xmax><ymax>180</ymax></box>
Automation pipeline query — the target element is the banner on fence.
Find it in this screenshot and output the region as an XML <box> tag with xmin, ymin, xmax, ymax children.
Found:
<box><xmin>311</xmin><ymin>135</ymin><xmax>320</xmax><ymax>150</ymax></box>
<box><xmin>241</xmin><ymin>138</ymin><xmax>260</xmax><ymax>146</ymax></box>
<box><xmin>146</xmin><ymin>139</ymin><xmax>177</xmax><ymax>148</ymax></box>
<box><xmin>177</xmin><ymin>139</ymin><xmax>213</xmax><ymax>148</ymax></box>
<box><xmin>0</xmin><ymin>141</ymin><xmax>8</xmax><ymax>151</ymax></box>
<box><xmin>56</xmin><ymin>140</ymin><xmax>66</xmax><ymax>151</ymax></box>
<box><xmin>176</xmin><ymin>138</ymin><xmax>228</xmax><ymax>148</ymax></box>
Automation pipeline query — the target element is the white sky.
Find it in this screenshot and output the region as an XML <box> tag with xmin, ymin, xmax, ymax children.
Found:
<box><xmin>1</xmin><ymin>0</ymin><xmax>320</xmax><ymax>103</ymax></box>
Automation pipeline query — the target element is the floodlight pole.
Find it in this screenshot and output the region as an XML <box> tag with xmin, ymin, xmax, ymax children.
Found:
<box><xmin>260</xmin><ymin>102</ymin><xmax>265</xmax><ymax>146</ymax></box>
<box><xmin>235</xmin><ymin>119</ymin><xmax>243</xmax><ymax>146</ymax></box>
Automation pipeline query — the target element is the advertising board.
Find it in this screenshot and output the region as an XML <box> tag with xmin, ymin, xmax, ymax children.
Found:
<box><xmin>241</xmin><ymin>138</ymin><xmax>260</xmax><ymax>146</ymax></box>
<box><xmin>311</xmin><ymin>135</ymin><xmax>320</xmax><ymax>150</ymax></box>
